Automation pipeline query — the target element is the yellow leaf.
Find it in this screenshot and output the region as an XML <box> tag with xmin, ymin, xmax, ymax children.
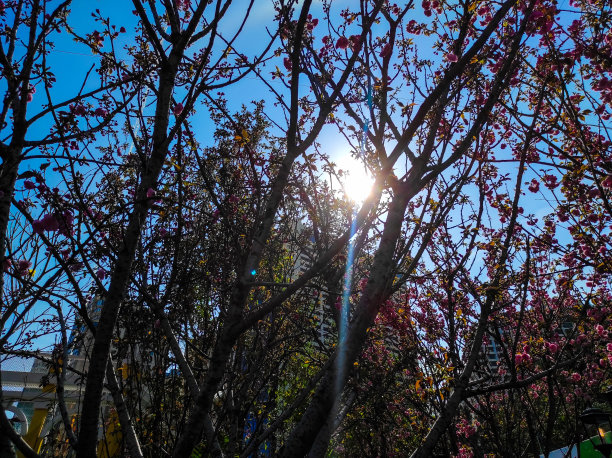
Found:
<box><xmin>42</xmin><ymin>384</ymin><xmax>56</xmax><ymax>393</ymax></box>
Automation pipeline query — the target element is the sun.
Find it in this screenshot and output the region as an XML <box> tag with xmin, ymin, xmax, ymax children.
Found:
<box><xmin>341</xmin><ymin>156</ymin><xmax>374</xmax><ymax>203</ymax></box>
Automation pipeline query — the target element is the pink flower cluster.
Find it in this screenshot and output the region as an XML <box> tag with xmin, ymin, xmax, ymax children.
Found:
<box><xmin>26</xmin><ymin>84</ymin><xmax>35</xmax><ymax>102</ymax></box>
<box><xmin>174</xmin><ymin>0</ymin><xmax>190</xmax><ymax>11</ymax></box>
<box><xmin>335</xmin><ymin>35</ymin><xmax>362</xmax><ymax>53</ymax></box>
<box><xmin>422</xmin><ymin>0</ymin><xmax>442</xmax><ymax>17</ymax></box>
<box><xmin>514</xmin><ymin>352</ymin><xmax>532</xmax><ymax>365</ymax></box>
<box><xmin>528</xmin><ymin>179</ymin><xmax>539</xmax><ymax>193</ymax></box>
<box><xmin>10</xmin><ymin>259</ymin><xmax>32</xmax><ymax>276</ymax></box>
<box><xmin>90</xmin><ymin>30</ymin><xmax>104</xmax><ymax>48</ymax></box>
<box><xmin>32</xmin><ymin>211</ymin><xmax>74</xmax><ymax>236</ymax></box>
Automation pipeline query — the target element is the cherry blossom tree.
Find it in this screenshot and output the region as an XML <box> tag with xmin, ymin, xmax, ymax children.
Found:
<box><xmin>1</xmin><ymin>0</ymin><xmax>611</xmax><ymax>457</ymax></box>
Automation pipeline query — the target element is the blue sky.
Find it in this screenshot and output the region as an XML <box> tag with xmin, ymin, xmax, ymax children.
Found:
<box><xmin>3</xmin><ymin>0</ymin><xmax>600</xmax><ymax>366</ymax></box>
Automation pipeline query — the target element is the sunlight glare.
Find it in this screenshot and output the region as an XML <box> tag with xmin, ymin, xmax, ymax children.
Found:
<box><xmin>342</xmin><ymin>157</ymin><xmax>374</xmax><ymax>203</ymax></box>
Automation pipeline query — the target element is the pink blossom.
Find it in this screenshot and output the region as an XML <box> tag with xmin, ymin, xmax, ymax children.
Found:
<box><xmin>283</xmin><ymin>57</ymin><xmax>292</xmax><ymax>72</ymax></box>
<box><xmin>379</xmin><ymin>43</ymin><xmax>393</xmax><ymax>58</ymax></box>
<box><xmin>543</xmin><ymin>174</ymin><xmax>558</xmax><ymax>189</ymax></box>
<box><xmin>175</xmin><ymin>0</ymin><xmax>190</xmax><ymax>11</ymax></box>
<box><xmin>24</xmin><ymin>180</ymin><xmax>36</xmax><ymax>190</ymax></box>
<box><xmin>58</xmin><ymin>211</ymin><xmax>74</xmax><ymax>236</ymax></box>
<box><xmin>575</xmin><ymin>387</ymin><xmax>583</xmax><ymax>397</ymax></box>
<box><xmin>571</xmin><ymin>372</ymin><xmax>581</xmax><ymax>382</ymax></box>
<box><xmin>588</xmin><ymin>187</ymin><xmax>600</xmax><ymax>198</ymax></box>
<box><xmin>349</xmin><ymin>35</ymin><xmax>362</xmax><ymax>52</ymax></box>
<box><xmin>457</xmin><ymin>445</ymin><xmax>474</xmax><ymax>458</ymax></box>
<box><xmin>31</xmin><ymin>220</ymin><xmax>45</xmax><ymax>234</ymax></box>
<box><xmin>72</xmin><ymin>104</ymin><xmax>87</xmax><ymax>116</ymax></box>
<box><xmin>173</xmin><ymin>103</ymin><xmax>184</xmax><ymax>115</ymax></box>
<box><xmin>558</xmin><ymin>211</ymin><xmax>569</xmax><ymax>222</ymax></box>
<box><xmin>96</xmin><ymin>268</ymin><xmax>106</xmax><ymax>280</ymax></box>
<box><xmin>146</xmin><ymin>188</ymin><xmax>156</xmax><ymax>198</ymax></box>
<box><xmin>334</xmin><ymin>296</ymin><xmax>342</xmax><ymax>311</ymax></box>
<box><xmin>446</xmin><ymin>52</ymin><xmax>459</xmax><ymax>62</ymax></box>
<box><xmin>406</xmin><ymin>19</ymin><xmax>420</xmax><ymax>34</ymax></box>
<box><xmin>522</xmin><ymin>353</ymin><xmax>532</xmax><ymax>363</ymax></box>
<box><xmin>91</xmin><ymin>31</ymin><xmax>104</xmax><ymax>48</ymax></box>
<box><xmin>32</xmin><ymin>214</ymin><xmax>60</xmax><ymax>234</ymax></box>
<box><xmin>606</xmin><ymin>343</ymin><xmax>612</xmax><ymax>352</ymax></box>
<box><xmin>94</xmin><ymin>107</ymin><xmax>108</xmax><ymax>117</ymax></box>
<box><xmin>17</xmin><ymin>259</ymin><xmax>31</xmax><ymax>276</ymax></box>
<box><xmin>527</xmin><ymin>179</ymin><xmax>539</xmax><ymax>193</ymax></box>
<box><xmin>26</xmin><ymin>85</ymin><xmax>35</xmax><ymax>102</ymax></box>
<box><xmin>335</xmin><ymin>36</ymin><xmax>349</xmax><ymax>50</ymax></box>
<box><xmin>530</xmin><ymin>10</ymin><xmax>544</xmax><ymax>20</ymax></box>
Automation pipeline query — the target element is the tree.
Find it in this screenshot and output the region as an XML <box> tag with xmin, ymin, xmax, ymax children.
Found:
<box><xmin>1</xmin><ymin>0</ymin><xmax>611</xmax><ymax>457</ymax></box>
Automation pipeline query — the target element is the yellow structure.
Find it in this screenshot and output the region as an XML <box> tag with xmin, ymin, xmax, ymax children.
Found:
<box><xmin>17</xmin><ymin>408</ymin><xmax>48</xmax><ymax>457</ymax></box>
<box><xmin>96</xmin><ymin>410</ymin><xmax>123</xmax><ymax>458</ymax></box>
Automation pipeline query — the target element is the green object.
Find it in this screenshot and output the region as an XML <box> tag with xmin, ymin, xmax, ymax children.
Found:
<box><xmin>579</xmin><ymin>431</ymin><xmax>612</xmax><ymax>457</ymax></box>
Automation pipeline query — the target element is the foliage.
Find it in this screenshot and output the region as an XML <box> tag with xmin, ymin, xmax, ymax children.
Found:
<box><xmin>0</xmin><ymin>0</ymin><xmax>610</xmax><ymax>457</ymax></box>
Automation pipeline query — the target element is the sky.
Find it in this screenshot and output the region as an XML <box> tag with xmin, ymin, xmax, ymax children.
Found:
<box><xmin>2</xmin><ymin>0</ymin><xmax>596</xmax><ymax>371</ymax></box>
<box><xmin>3</xmin><ymin>0</ymin><xmax>367</xmax><ymax>360</ymax></box>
